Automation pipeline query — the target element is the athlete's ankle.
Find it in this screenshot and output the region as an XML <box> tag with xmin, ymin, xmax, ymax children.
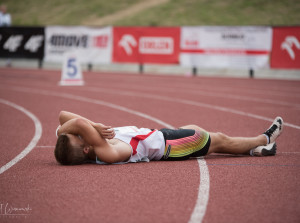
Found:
<box><xmin>262</xmin><ymin>134</ymin><xmax>269</xmax><ymax>145</ymax></box>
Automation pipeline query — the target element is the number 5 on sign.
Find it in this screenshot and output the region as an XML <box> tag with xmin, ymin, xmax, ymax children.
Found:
<box><xmin>59</xmin><ymin>51</ymin><xmax>84</xmax><ymax>86</ymax></box>
<box><xmin>67</xmin><ymin>58</ymin><xmax>78</xmax><ymax>77</ymax></box>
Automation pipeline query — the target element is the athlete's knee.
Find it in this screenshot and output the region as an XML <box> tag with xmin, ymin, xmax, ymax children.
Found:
<box><xmin>180</xmin><ymin>124</ymin><xmax>194</xmax><ymax>129</ymax></box>
<box><xmin>180</xmin><ymin>124</ymin><xmax>205</xmax><ymax>132</ymax></box>
<box><xmin>209</xmin><ymin>132</ymin><xmax>230</xmax><ymax>153</ymax></box>
<box><xmin>217</xmin><ymin>132</ymin><xmax>229</xmax><ymax>140</ymax></box>
<box><xmin>218</xmin><ymin>132</ymin><xmax>231</xmax><ymax>146</ymax></box>
<box><xmin>187</xmin><ymin>124</ymin><xmax>200</xmax><ymax>129</ymax></box>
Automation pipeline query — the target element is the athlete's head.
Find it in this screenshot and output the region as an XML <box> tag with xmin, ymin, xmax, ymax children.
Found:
<box><xmin>54</xmin><ymin>134</ymin><xmax>89</xmax><ymax>165</ymax></box>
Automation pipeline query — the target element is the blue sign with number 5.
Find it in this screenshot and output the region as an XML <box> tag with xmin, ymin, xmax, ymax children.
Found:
<box><xmin>67</xmin><ymin>58</ymin><xmax>77</xmax><ymax>77</ymax></box>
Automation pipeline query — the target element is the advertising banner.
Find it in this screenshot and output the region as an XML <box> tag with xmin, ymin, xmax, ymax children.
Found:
<box><xmin>0</xmin><ymin>27</ymin><xmax>44</xmax><ymax>59</ymax></box>
<box><xmin>271</xmin><ymin>27</ymin><xmax>300</xmax><ymax>69</ymax></box>
<box><xmin>180</xmin><ymin>26</ymin><xmax>272</xmax><ymax>69</ymax></box>
<box><xmin>44</xmin><ymin>26</ymin><xmax>112</xmax><ymax>64</ymax></box>
<box><xmin>113</xmin><ymin>27</ymin><xmax>180</xmax><ymax>64</ymax></box>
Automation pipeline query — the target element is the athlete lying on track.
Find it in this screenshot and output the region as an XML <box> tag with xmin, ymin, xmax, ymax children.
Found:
<box><xmin>54</xmin><ymin>111</ymin><xmax>283</xmax><ymax>165</ymax></box>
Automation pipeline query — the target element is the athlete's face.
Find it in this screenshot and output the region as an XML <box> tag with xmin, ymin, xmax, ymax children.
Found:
<box><xmin>67</xmin><ymin>134</ymin><xmax>90</xmax><ymax>155</ymax></box>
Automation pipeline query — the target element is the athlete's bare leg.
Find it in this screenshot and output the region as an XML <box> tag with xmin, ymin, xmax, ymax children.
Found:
<box><xmin>208</xmin><ymin>133</ymin><xmax>266</xmax><ymax>155</ymax></box>
<box><xmin>179</xmin><ymin>124</ymin><xmax>267</xmax><ymax>155</ymax></box>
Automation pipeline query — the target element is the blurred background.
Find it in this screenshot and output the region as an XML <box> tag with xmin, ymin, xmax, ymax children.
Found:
<box><xmin>0</xmin><ymin>0</ymin><xmax>299</xmax><ymax>78</ymax></box>
<box><xmin>4</xmin><ymin>0</ymin><xmax>300</xmax><ymax>26</ymax></box>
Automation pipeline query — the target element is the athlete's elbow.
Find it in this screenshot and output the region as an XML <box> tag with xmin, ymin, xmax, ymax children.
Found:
<box><xmin>74</xmin><ymin>118</ymin><xmax>89</xmax><ymax>127</ymax></box>
<box><xmin>58</xmin><ymin>110</ymin><xmax>69</xmax><ymax>124</ymax></box>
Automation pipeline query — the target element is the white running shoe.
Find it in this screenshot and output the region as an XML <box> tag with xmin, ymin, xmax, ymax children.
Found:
<box><xmin>250</xmin><ymin>142</ymin><xmax>277</xmax><ymax>156</ymax></box>
<box><xmin>263</xmin><ymin>117</ymin><xmax>284</xmax><ymax>144</ymax></box>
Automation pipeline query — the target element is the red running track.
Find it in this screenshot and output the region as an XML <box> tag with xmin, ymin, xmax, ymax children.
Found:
<box><xmin>0</xmin><ymin>68</ymin><xmax>299</xmax><ymax>223</ymax></box>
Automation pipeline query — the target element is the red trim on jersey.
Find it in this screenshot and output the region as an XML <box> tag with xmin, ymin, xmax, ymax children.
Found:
<box><xmin>129</xmin><ymin>130</ymin><xmax>157</xmax><ymax>155</ymax></box>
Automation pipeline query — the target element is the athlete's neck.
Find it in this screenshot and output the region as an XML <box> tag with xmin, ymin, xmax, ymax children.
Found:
<box><xmin>88</xmin><ymin>147</ymin><xmax>96</xmax><ymax>160</ymax></box>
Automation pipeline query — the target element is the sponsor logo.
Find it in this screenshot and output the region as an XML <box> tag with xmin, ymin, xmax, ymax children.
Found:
<box><xmin>281</xmin><ymin>36</ymin><xmax>300</xmax><ymax>60</ymax></box>
<box><xmin>93</xmin><ymin>35</ymin><xmax>109</xmax><ymax>48</ymax></box>
<box><xmin>49</xmin><ymin>34</ymin><xmax>110</xmax><ymax>49</ymax></box>
<box><xmin>24</xmin><ymin>35</ymin><xmax>44</xmax><ymax>52</ymax></box>
<box><xmin>119</xmin><ymin>34</ymin><xmax>137</xmax><ymax>55</ymax></box>
<box><xmin>222</xmin><ymin>33</ymin><xmax>244</xmax><ymax>39</ymax></box>
<box><xmin>3</xmin><ymin>35</ymin><xmax>23</xmax><ymax>52</ymax></box>
<box><xmin>139</xmin><ymin>37</ymin><xmax>173</xmax><ymax>54</ymax></box>
<box><xmin>50</xmin><ymin>35</ymin><xmax>88</xmax><ymax>48</ymax></box>
<box><xmin>118</xmin><ymin>35</ymin><xmax>174</xmax><ymax>55</ymax></box>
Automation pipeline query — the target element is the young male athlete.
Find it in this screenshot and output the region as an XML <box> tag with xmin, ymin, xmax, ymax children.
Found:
<box><xmin>54</xmin><ymin>111</ymin><xmax>283</xmax><ymax>165</ymax></box>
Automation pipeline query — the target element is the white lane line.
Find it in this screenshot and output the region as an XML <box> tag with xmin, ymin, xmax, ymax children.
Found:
<box><xmin>7</xmin><ymin>86</ymin><xmax>210</xmax><ymax>223</ymax></box>
<box><xmin>0</xmin><ymin>99</ymin><xmax>42</xmax><ymax>175</ymax></box>
<box><xmin>89</xmin><ymin>79</ymin><xmax>300</xmax><ymax>99</ymax></box>
<box><xmin>36</xmin><ymin>146</ymin><xmax>55</xmax><ymax>148</ymax></box>
<box><xmin>80</xmin><ymin>87</ymin><xmax>300</xmax><ymax>130</ymax></box>
<box><xmin>91</xmin><ymin>84</ymin><xmax>300</xmax><ymax>108</ymax></box>
<box><xmin>4</xmin><ymin>83</ymin><xmax>299</xmax><ymax>129</ymax></box>
<box><xmin>278</xmin><ymin>152</ymin><xmax>300</xmax><ymax>154</ymax></box>
<box><xmin>189</xmin><ymin>157</ymin><xmax>210</xmax><ymax>223</ymax></box>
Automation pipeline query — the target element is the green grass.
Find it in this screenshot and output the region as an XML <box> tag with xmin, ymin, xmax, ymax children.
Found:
<box><xmin>115</xmin><ymin>0</ymin><xmax>300</xmax><ymax>26</ymax></box>
<box><xmin>2</xmin><ymin>0</ymin><xmax>300</xmax><ymax>26</ymax></box>
<box><xmin>4</xmin><ymin>0</ymin><xmax>143</xmax><ymax>26</ymax></box>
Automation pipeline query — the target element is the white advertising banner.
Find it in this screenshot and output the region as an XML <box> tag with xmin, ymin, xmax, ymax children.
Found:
<box><xmin>180</xmin><ymin>26</ymin><xmax>272</xmax><ymax>69</ymax></box>
<box><xmin>45</xmin><ymin>26</ymin><xmax>112</xmax><ymax>64</ymax></box>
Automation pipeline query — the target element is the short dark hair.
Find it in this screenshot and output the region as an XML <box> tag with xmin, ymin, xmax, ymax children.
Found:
<box><xmin>54</xmin><ymin>134</ymin><xmax>88</xmax><ymax>165</ymax></box>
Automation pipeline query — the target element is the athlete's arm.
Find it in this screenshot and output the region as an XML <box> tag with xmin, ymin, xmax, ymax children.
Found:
<box><xmin>58</xmin><ymin>111</ymin><xmax>115</xmax><ymax>139</ymax></box>
<box><xmin>58</xmin><ymin>118</ymin><xmax>129</xmax><ymax>163</ymax></box>
<box><xmin>59</xmin><ymin>111</ymin><xmax>96</xmax><ymax>125</ymax></box>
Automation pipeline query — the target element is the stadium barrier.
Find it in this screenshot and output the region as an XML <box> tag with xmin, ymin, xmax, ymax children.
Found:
<box><xmin>0</xmin><ymin>26</ymin><xmax>299</xmax><ymax>75</ymax></box>
<box><xmin>0</xmin><ymin>26</ymin><xmax>44</xmax><ymax>67</ymax></box>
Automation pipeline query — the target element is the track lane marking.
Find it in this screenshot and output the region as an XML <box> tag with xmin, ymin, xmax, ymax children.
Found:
<box><xmin>36</xmin><ymin>146</ymin><xmax>55</xmax><ymax>148</ymax></box>
<box><xmin>189</xmin><ymin>157</ymin><xmax>210</xmax><ymax>223</ymax></box>
<box><xmin>207</xmin><ymin>163</ymin><xmax>300</xmax><ymax>167</ymax></box>
<box><xmin>1</xmin><ymin>77</ymin><xmax>299</xmax><ymax>107</ymax></box>
<box><xmin>8</xmin><ymin>84</ymin><xmax>300</xmax><ymax>130</ymax></box>
<box><xmin>1</xmin><ymin>83</ymin><xmax>299</xmax><ymax>129</ymax></box>
<box><xmin>89</xmin><ymin>84</ymin><xmax>300</xmax><ymax>108</ymax></box>
<box><xmin>0</xmin><ymin>99</ymin><xmax>42</xmax><ymax>175</ymax></box>
<box><xmin>75</xmin><ymin>86</ymin><xmax>300</xmax><ymax>130</ymax></box>
<box><xmin>85</xmin><ymin>78</ymin><xmax>300</xmax><ymax>98</ymax></box>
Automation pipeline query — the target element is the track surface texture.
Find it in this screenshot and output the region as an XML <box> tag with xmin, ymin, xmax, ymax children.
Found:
<box><xmin>0</xmin><ymin>68</ymin><xmax>299</xmax><ymax>223</ymax></box>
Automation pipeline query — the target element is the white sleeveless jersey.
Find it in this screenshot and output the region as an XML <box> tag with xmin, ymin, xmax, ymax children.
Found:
<box><xmin>96</xmin><ymin>126</ymin><xmax>165</xmax><ymax>164</ymax></box>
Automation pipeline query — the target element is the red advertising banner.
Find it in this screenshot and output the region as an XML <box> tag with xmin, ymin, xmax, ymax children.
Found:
<box><xmin>271</xmin><ymin>27</ymin><xmax>300</xmax><ymax>69</ymax></box>
<box><xmin>113</xmin><ymin>27</ymin><xmax>180</xmax><ymax>64</ymax></box>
